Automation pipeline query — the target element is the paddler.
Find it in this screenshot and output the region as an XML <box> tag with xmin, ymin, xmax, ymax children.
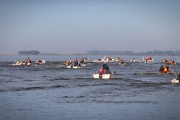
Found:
<box><xmin>158</xmin><ymin>65</ymin><xmax>164</xmax><ymax>74</ymax></box>
<box><xmin>163</xmin><ymin>65</ymin><xmax>170</xmax><ymax>73</ymax></box>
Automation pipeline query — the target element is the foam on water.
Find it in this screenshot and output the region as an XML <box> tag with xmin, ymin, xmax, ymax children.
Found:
<box><xmin>0</xmin><ymin>55</ymin><xmax>180</xmax><ymax>120</ymax></box>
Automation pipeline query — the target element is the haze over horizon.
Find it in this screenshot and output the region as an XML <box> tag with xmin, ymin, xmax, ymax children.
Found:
<box><xmin>1</xmin><ymin>0</ymin><xmax>180</xmax><ymax>54</ymax></box>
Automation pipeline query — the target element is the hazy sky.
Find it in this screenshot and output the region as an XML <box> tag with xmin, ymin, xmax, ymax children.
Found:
<box><xmin>0</xmin><ymin>0</ymin><xmax>180</xmax><ymax>54</ymax></box>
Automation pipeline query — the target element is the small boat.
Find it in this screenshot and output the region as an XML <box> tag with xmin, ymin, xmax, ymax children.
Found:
<box><xmin>161</xmin><ymin>59</ymin><xmax>168</xmax><ymax>63</ymax></box>
<box><xmin>158</xmin><ymin>65</ymin><xmax>171</xmax><ymax>74</ymax></box>
<box><xmin>119</xmin><ymin>62</ymin><xmax>126</xmax><ymax>66</ymax></box>
<box><xmin>142</xmin><ymin>57</ymin><xmax>154</xmax><ymax>63</ymax></box>
<box><xmin>171</xmin><ymin>73</ymin><xmax>180</xmax><ymax>83</ymax></box>
<box><xmin>106</xmin><ymin>57</ymin><xmax>115</xmax><ymax>62</ymax></box>
<box><xmin>93</xmin><ymin>74</ymin><xmax>114</xmax><ymax>79</ymax></box>
<box><xmin>67</xmin><ymin>65</ymin><xmax>81</xmax><ymax>69</ymax></box>
<box><xmin>35</xmin><ymin>59</ymin><xmax>45</xmax><ymax>65</ymax></box>
<box><xmin>13</xmin><ymin>60</ymin><xmax>22</xmax><ymax>66</ymax></box>
<box><xmin>118</xmin><ymin>58</ymin><xmax>126</xmax><ymax>66</ymax></box>
<box><xmin>92</xmin><ymin>56</ymin><xmax>114</xmax><ymax>63</ymax></box>
<box><xmin>21</xmin><ymin>62</ymin><xmax>32</xmax><ymax>66</ymax></box>
<box><xmin>92</xmin><ymin>58</ymin><xmax>106</xmax><ymax>63</ymax></box>
<box><xmin>13</xmin><ymin>60</ymin><xmax>31</xmax><ymax>66</ymax></box>
<box><xmin>171</xmin><ymin>79</ymin><xmax>179</xmax><ymax>83</ymax></box>
<box><xmin>21</xmin><ymin>58</ymin><xmax>32</xmax><ymax>66</ymax></box>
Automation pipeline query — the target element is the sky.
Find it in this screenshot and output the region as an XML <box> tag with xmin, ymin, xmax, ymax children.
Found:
<box><xmin>0</xmin><ymin>0</ymin><xmax>180</xmax><ymax>54</ymax></box>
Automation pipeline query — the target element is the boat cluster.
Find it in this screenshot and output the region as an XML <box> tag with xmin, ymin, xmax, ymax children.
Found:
<box><xmin>13</xmin><ymin>57</ymin><xmax>45</xmax><ymax>66</ymax></box>
<box><xmin>61</xmin><ymin>57</ymin><xmax>88</xmax><ymax>69</ymax></box>
<box><xmin>12</xmin><ymin>56</ymin><xmax>179</xmax><ymax>83</ymax></box>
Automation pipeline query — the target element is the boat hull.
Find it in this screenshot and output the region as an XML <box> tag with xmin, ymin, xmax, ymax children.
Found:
<box><xmin>93</xmin><ymin>74</ymin><xmax>114</xmax><ymax>79</ymax></box>
<box><xmin>67</xmin><ymin>65</ymin><xmax>81</xmax><ymax>69</ymax></box>
<box><xmin>35</xmin><ymin>60</ymin><xmax>45</xmax><ymax>64</ymax></box>
<box><xmin>171</xmin><ymin>79</ymin><xmax>179</xmax><ymax>83</ymax></box>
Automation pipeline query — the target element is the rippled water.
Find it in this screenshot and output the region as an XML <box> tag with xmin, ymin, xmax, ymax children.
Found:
<box><xmin>0</xmin><ymin>55</ymin><xmax>180</xmax><ymax>120</ymax></box>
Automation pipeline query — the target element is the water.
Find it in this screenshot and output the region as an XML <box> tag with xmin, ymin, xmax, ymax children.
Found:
<box><xmin>0</xmin><ymin>55</ymin><xmax>180</xmax><ymax>120</ymax></box>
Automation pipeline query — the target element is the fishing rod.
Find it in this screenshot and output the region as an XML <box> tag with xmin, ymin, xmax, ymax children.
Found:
<box><xmin>167</xmin><ymin>49</ymin><xmax>175</xmax><ymax>74</ymax></box>
<box><xmin>170</xmin><ymin>48</ymin><xmax>177</xmax><ymax>62</ymax></box>
<box><xmin>169</xmin><ymin>49</ymin><xmax>180</xmax><ymax>78</ymax></box>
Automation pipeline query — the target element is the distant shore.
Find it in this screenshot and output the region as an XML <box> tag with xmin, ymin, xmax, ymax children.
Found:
<box><xmin>0</xmin><ymin>54</ymin><xmax>180</xmax><ymax>56</ymax></box>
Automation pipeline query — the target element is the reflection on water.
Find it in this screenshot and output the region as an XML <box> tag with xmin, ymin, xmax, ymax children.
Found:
<box><xmin>0</xmin><ymin>55</ymin><xmax>180</xmax><ymax>120</ymax></box>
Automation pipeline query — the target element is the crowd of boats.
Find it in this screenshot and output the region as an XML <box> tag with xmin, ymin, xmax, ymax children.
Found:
<box><xmin>12</xmin><ymin>56</ymin><xmax>179</xmax><ymax>83</ymax></box>
<box><xmin>13</xmin><ymin>57</ymin><xmax>45</xmax><ymax>66</ymax></box>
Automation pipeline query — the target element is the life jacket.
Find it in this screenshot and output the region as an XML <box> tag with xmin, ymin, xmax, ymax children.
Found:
<box><xmin>164</xmin><ymin>67</ymin><xmax>168</xmax><ymax>73</ymax></box>
<box><xmin>99</xmin><ymin>68</ymin><xmax>104</xmax><ymax>74</ymax></box>
<box><xmin>16</xmin><ymin>60</ymin><xmax>20</xmax><ymax>64</ymax></box>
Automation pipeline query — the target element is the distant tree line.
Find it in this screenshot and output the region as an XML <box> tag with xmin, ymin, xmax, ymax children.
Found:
<box><xmin>87</xmin><ymin>50</ymin><xmax>134</xmax><ymax>55</ymax></box>
<box><xmin>87</xmin><ymin>50</ymin><xmax>180</xmax><ymax>55</ymax></box>
<box><xmin>18</xmin><ymin>50</ymin><xmax>40</xmax><ymax>55</ymax></box>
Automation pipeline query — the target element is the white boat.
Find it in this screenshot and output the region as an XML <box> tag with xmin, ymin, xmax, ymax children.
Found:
<box><xmin>92</xmin><ymin>74</ymin><xmax>114</xmax><ymax>79</ymax></box>
<box><xmin>81</xmin><ymin>63</ymin><xmax>87</xmax><ymax>67</ymax></box>
<box><xmin>67</xmin><ymin>65</ymin><xmax>72</xmax><ymax>68</ymax></box>
<box><xmin>145</xmin><ymin>59</ymin><xmax>154</xmax><ymax>63</ymax></box>
<box><xmin>35</xmin><ymin>59</ymin><xmax>45</xmax><ymax>64</ymax></box>
<box><xmin>13</xmin><ymin>60</ymin><xmax>22</xmax><ymax>66</ymax></box>
<box><xmin>67</xmin><ymin>65</ymin><xmax>81</xmax><ymax>69</ymax></box>
<box><xmin>171</xmin><ymin>79</ymin><xmax>179</xmax><ymax>83</ymax></box>
<box><xmin>92</xmin><ymin>56</ymin><xmax>114</xmax><ymax>63</ymax></box>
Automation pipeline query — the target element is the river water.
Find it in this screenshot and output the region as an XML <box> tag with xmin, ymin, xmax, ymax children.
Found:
<box><xmin>0</xmin><ymin>55</ymin><xmax>180</xmax><ymax>120</ymax></box>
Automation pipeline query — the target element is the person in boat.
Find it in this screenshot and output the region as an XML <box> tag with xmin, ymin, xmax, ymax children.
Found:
<box><xmin>99</xmin><ymin>67</ymin><xmax>105</xmax><ymax>75</ymax></box>
<box><xmin>158</xmin><ymin>65</ymin><xmax>164</xmax><ymax>74</ymax></box>
<box><xmin>168</xmin><ymin>60</ymin><xmax>175</xmax><ymax>65</ymax></box>
<box><xmin>131</xmin><ymin>58</ymin><xmax>136</xmax><ymax>62</ymax></box>
<box><xmin>74</xmin><ymin>58</ymin><xmax>79</xmax><ymax>66</ymax></box>
<box><xmin>102</xmin><ymin>62</ymin><xmax>111</xmax><ymax>74</ymax></box>
<box><xmin>15</xmin><ymin>60</ymin><xmax>20</xmax><ymax>65</ymax></box>
<box><xmin>116</xmin><ymin>57</ymin><xmax>121</xmax><ymax>61</ymax></box>
<box><xmin>39</xmin><ymin>59</ymin><xmax>42</xmax><ymax>62</ymax></box>
<box><xmin>119</xmin><ymin>59</ymin><xmax>125</xmax><ymax>65</ymax></box>
<box><xmin>67</xmin><ymin>59</ymin><xmax>72</xmax><ymax>66</ymax></box>
<box><xmin>146</xmin><ymin>56</ymin><xmax>152</xmax><ymax>62</ymax></box>
<box><xmin>163</xmin><ymin>65</ymin><xmax>170</xmax><ymax>73</ymax></box>
<box><xmin>62</xmin><ymin>61</ymin><xmax>67</xmax><ymax>65</ymax></box>
<box><xmin>23</xmin><ymin>57</ymin><xmax>31</xmax><ymax>65</ymax></box>
<box><xmin>80</xmin><ymin>57</ymin><xmax>85</xmax><ymax>64</ymax></box>
<box><xmin>107</xmin><ymin>57</ymin><xmax>112</xmax><ymax>61</ymax></box>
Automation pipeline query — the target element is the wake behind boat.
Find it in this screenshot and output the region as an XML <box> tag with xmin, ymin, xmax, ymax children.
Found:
<box><xmin>130</xmin><ymin>58</ymin><xmax>141</xmax><ymax>62</ymax></box>
<box><xmin>66</xmin><ymin>58</ymin><xmax>84</xmax><ymax>69</ymax></box>
<box><xmin>93</xmin><ymin>62</ymin><xmax>114</xmax><ymax>79</ymax></box>
<box><xmin>13</xmin><ymin>58</ymin><xmax>32</xmax><ymax>66</ymax></box>
<box><xmin>92</xmin><ymin>56</ymin><xmax>115</xmax><ymax>63</ymax></box>
<box><xmin>142</xmin><ymin>56</ymin><xmax>154</xmax><ymax>63</ymax></box>
<box><xmin>67</xmin><ymin>65</ymin><xmax>82</xmax><ymax>69</ymax></box>
<box><xmin>35</xmin><ymin>59</ymin><xmax>45</xmax><ymax>65</ymax></box>
<box><xmin>13</xmin><ymin>60</ymin><xmax>22</xmax><ymax>66</ymax></box>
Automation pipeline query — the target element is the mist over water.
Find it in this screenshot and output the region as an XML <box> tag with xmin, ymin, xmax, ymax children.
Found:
<box><xmin>0</xmin><ymin>55</ymin><xmax>180</xmax><ymax>120</ymax></box>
